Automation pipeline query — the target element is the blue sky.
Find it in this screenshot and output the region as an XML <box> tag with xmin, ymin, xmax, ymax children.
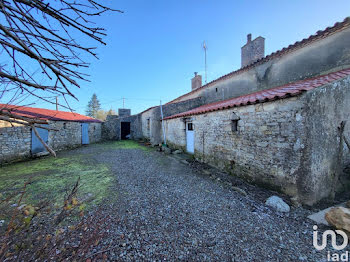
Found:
<box><xmin>26</xmin><ymin>0</ymin><xmax>350</xmax><ymax>115</ymax></box>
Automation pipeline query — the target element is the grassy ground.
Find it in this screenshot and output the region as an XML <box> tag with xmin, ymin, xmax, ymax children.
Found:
<box><xmin>97</xmin><ymin>140</ymin><xmax>153</xmax><ymax>151</ymax></box>
<box><xmin>0</xmin><ymin>140</ymin><xmax>152</xmax><ymax>224</ymax></box>
<box><xmin>0</xmin><ymin>151</ymin><xmax>113</xmax><ymax>220</ymax></box>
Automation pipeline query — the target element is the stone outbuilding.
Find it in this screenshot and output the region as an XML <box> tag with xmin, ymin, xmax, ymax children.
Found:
<box><xmin>0</xmin><ymin>104</ymin><xmax>102</xmax><ymax>164</ymax></box>
<box><xmin>123</xmin><ymin>17</ymin><xmax>350</xmax><ymax>205</ymax></box>
<box><xmin>164</xmin><ymin>68</ymin><xmax>350</xmax><ymax>205</ymax></box>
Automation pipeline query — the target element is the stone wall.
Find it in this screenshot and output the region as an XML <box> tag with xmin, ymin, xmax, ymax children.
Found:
<box><xmin>0</xmin><ymin>124</ymin><xmax>31</xmax><ymax>164</ymax></box>
<box><xmin>102</xmin><ymin>115</ymin><xmax>119</xmax><ymax>140</ymax></box>
<box><xmin>141</xmin><ymin>108</ymin><xmax>154</xmax><ymax>140</ymax></box>
<box><xmin>88</xmin><ymin>122</ymin><xmax>102</xmax><ymax>144</ymax></box>
<box><xmin>164</xmin><ymin>75</ymin><xmax>350</xmax><ymax>205</ymax></box>
<box><xmin>164</xmin><ymin>117</ymin><xmax>186</xmax><ymax>150</ymax></box>
<box><xmin>171</xmin><ymin>26</ymin><xmax>350</xmax><ymax>105</ymax></box>
<box><xmin>298</xmin><ymin>76</ymin><xmax>350</xmax><ymax>205</ymax></box>
<box><xmin>120</xmin><ymin>114</ymin><xmax>143</xmax><ymax>140</ymax></box>
<box><xmin>165</xmin><ymin>97</ymin><xmax>305</xmax><ymax>199</ymax></box>
<box><xmin>140</xmin><ymin>97</ymin><xmax>204</xmax><ymax>144</ymax></box>
<box><xmin>102</xmin><ymin>114</ymin><xmax>142</xmax><ymax>141</ymax></box>
<box><xmin>48</xmin><ymin>121</ymin><xmax>82</xmax><ymax>150</ymax></box>
<box><xmin>0</xmin><ymin>120</ymin><xmax>102</xmax><ymax>165</ymax></box>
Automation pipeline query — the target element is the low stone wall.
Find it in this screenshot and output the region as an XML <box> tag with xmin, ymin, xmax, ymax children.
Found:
<box><xmin>0</xmin><ymin>120</ymin><xmax>102</xmax><ymax>165</ymax></box>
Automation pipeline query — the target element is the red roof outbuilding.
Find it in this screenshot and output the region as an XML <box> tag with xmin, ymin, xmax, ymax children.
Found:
<box><xmin>0</xmin><ymin>104</ymin><xmax>102</xmax><ymax>123</ymax></box>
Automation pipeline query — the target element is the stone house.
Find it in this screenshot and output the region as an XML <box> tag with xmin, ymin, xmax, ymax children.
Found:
<box><xmin>0</xmin><ymin>104</ymin><xmax>102</xmax><ymax>164</ymax></box>
<box><xmin>164</xmin><ymin>69</ymin><xmax>350</xmax><ymax>205</ymax></box>
<box><xmin>128</xmin><ymin>17</ymin><xmax>350</xmax><ymax>205</ymax></box>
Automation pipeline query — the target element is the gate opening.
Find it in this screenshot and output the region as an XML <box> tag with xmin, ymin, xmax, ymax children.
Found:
<box><xmin>121</xmin><ymin>122</ymin><xmax>131</xmax><ymax>140</ymax></box>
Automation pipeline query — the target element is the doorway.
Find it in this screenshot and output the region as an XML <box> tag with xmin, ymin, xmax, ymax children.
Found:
<box><xmin>31</xmin><ymin>125</ymin><xmax>49</xmax><ymax>154</ymax></box>
<box><xmin>121</xmin><ymin>122</ymin><xmax>131</xmax><ymax>140</ymax></box>
<box><xmin>186</xmin><ymin>122</ymin><xmax>194</xmax><ymax>154</ymax></box>
<box><xmin>81</xmin><ymin>123</ymin><xmax>89</xmax><ymax>145</ymax></box>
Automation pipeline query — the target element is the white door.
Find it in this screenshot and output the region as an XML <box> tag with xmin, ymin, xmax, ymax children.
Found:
<box><xmin>186</xmin><ymin>122</ymin><xmax>194</xmax><ymax>154</ymax></box>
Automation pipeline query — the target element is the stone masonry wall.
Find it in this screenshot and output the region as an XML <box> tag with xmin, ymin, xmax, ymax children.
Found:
<box><xmin>141</xmin><ymin>108</ymin><xmax>154</xmax><ymax>140</ymax></box>
<box><xmin>165</xmin><ymin>97</ymin><xmax>306</xmax><ymax>199</ymax></box>
<box><xmin>140</xmin><ymin>97</ymin><xmax>204</xmax><ymax>144</ymax></box>
<box><xmin>164</xmin><ymin>117</ymin><xmax>186</xmax><ymax>150</ymax></box>
<box><xmin>88</xmin><ymin>122</ymin><xmax>102</xmax><ymax>144</ymax></box>
<box><xmin>1</xmin><ymin>120</ymin><xmax>102</xmax><ymax>165</ymax></box>
<box><xmin>0</xmin><ymin>123</ymin><xmax>31</xmax><ymax>164</ymax></box>
<box><xmin>120</xmin><ymin>114</ymin><xmax>142</xmax><ymax>140</ymax></box>
<box><xmin>102</xmin><ymin>114</ymin><xmax>142</xmax><ymax>141</ymax></box>
<box><xmin>297</xmin><ymin>75</ymin><xmax>350</xmax><ymax>205</ymax></box>
<box><xmin>102</xmin><ymin>115</ymin><xmax>119</xmax><ymax>140</ymax></box>
<box><xmin>165</xmin><ymin>75</ymin><xmax>350</xmax><ymax>205</ymax></box>
<box><xmin>48</xmin><ymin>121</ymin><xmax>82</xmax><ymax>150</ymax></box>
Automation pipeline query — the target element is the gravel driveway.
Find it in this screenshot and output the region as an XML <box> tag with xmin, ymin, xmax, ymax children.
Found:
<box><xmin>73</xmin><ymin>141</ymin><xmax>333</xmax><ymax>261</ymax></box>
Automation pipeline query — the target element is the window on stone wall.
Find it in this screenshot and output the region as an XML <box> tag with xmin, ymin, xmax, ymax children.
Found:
<box><xmin>215</xmin><ymin>88</ymin><xmax>218</xmax><ymax>92</ymax></box>
<box><xmin>231</xmin><ymin>120</ymin><xmax>238</xmax><ymax>132</ymax></box>
<box><xmin>231</xmin><ymin>112</ymin><xmax>240</xmax><ymax>132</ymax></box>
<box><xmin>147</xmin><ymin>119</ymin><xmax>150</xmax><ymax>130</ymax></box>
<box><xmin>187</xmin><ymin>122</ymin><xmax>194</xmax><ymax>131</ymax></box>
<box><xmin>63</xmin><ymin>123</ymin><xmax>66</xmax><ymax>129</ymax></box>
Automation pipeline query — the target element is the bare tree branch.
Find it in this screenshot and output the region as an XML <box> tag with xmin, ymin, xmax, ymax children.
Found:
<box><xmin>0</xmin><ymin>0</ymin><xmax>120</xmax><ymax>156</ymax></box>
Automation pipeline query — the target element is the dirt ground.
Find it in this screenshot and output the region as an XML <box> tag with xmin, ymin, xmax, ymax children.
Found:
<box><xmin>0</xmin><ymin>140</ymin><xmax>346</xmax><ymax>261</ymax></box>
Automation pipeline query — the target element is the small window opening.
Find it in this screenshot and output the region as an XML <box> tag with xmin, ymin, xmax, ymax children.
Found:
<box><xmin>93</xmin><ymin>126</ymin><xmax>96</xmax><ymax>131</ymax></box>
<box><xmin>231</xmin><ymin>120</ymin><xmax>238</xmax><ymax>132</ymax></box>
<box><xmin>215</xmin><ymin>88</ymin><xmax>218</xmax><ymax>92</ymax></box>
<box><xmin>187</xmin><ymin>123</ymin><xmax>194</xmax><ymax>131</ymax></box>
<box><xmin>230</xmin><ymin>160</ymin><xmax>235</xmax><ymax>169</ymax></box>
<box><xmin>147</xmin><ymin>119</ymin><xmax>150</xmax><ymax>130</ymax></box>
<box><xmin>63</xmin><ymin>123</ymin><xmax>66</xmax><ymax>129</ymax></box>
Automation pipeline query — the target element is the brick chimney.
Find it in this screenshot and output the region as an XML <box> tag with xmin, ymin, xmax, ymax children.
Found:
<box><xmin>191</xmin><ymin>72</ymin><xmax>202</xmax><ymax>91</ymax></box>
<box><xmin>241</xmin><ymin>34</ymin><xmax>265</xmax><ymax>68</ymax></box>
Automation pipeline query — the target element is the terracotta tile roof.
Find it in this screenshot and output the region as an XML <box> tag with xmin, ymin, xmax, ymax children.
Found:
<box><xmin>164</xmin><ymin>67</ymin><xmax>350</xmax><ymax>120</ymax></box>
<box><xmin>0</xmin><ymin>104</ymin><xmax>102</xmax><ymax>123</ymax></box>
<box><xmin>167</xmin><ymin>17</ymin><xmax>350</xmax><ymax>105</ymax></box>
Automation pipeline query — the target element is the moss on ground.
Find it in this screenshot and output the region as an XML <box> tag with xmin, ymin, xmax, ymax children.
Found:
<box><xmin>98</xmin><ymin>140</ymin><xmax>153</xmax><ymax>151</ymax></box>
<box><xmin>0</xmin><ymin>153</ymin><xmax>113</xmax><ymax>216</ymax></box>
<box><xmin>0</xmin><ymin>140</ymin><xmax>152</xmax><ymax>222</ymax></box>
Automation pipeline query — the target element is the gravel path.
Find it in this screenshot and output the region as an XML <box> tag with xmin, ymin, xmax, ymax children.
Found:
<box><xmin>78</xmin><ymin>143</ymin><xmax>332</xmax><ymax>261</ymax></box>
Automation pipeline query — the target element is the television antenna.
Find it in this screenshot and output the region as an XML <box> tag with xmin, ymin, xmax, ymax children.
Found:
<box><xmin>203</xmin><ymin>41</ymin><xmax>207</xmax><ymax>84</ymax></box>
